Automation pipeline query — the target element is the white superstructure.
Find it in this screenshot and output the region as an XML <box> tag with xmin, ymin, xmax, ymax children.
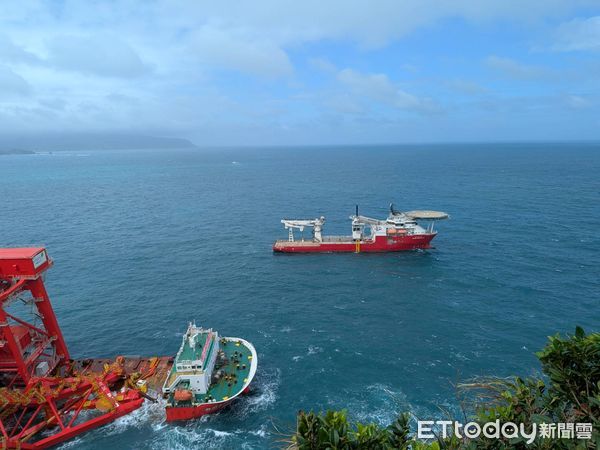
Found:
<box><xmin>162</xmin><ymin>323</ymin><xmax>220</xmax><ymax>395</ymax></box>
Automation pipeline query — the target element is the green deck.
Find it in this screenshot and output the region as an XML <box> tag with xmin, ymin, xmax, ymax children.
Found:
<box><xmin>168</xmin><ymin>337</ymin><xmax>253</xmax><ymax>405</ymax></box>
<box><xmin>177</xmin><ymin>332</ymin><xmax>216</xmax><ymax>366</ymax></box>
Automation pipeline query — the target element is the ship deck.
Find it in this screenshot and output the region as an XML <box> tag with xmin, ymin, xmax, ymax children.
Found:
<box><xmin>178</xmin><ymin>331</ymin><xmax>216</xmax><ymax>363</ymax></box>
<box><xmin>274</xmin><ymin>236</ymin><xmax>365</xmax><ymax>246</ymax></box>
<box><xmin>72</xmin><ymin>356</ymin><xmax>173</xmax><ymax>394</ymax></box>
<box><xmin>169</xmin><ymin>338</ymin><xmax>253</xmax><ymax>405</ymax></box>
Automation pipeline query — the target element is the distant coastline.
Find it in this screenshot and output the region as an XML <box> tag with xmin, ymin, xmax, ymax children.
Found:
<box><xmin>0</xmin><ymin>133</ymin><xmax>196</xmax><ymax>153</ymax></box>
<box><xmin>0</xmin><ymin>148</ymin><xmax>36</xmax><ymax>156</ymax></box>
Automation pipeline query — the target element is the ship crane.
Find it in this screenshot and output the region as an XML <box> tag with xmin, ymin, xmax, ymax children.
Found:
<box><xmin>281</xmin><ymin>217</ymin><xmax>325</xmax><ymax>242</ymax></box>
<box><xmin>0</xmin><ymin>248</ymin><xmax>155</xmax><ymax>450</ymax></box>
<box><xmin>348</xmin><ymin>205</ymin><xmax>386</xmax><ymax>241</ymax></box>
<box><xmin>349</xmin><ymin>215</ymin><xmax>384</xmax><ymax>240</ymax></box>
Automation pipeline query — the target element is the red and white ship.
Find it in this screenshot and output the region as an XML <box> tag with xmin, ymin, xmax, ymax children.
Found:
<box><xmin>273</xmin><ymin>204</ymin><xmax>448</xmax><ymax>253</ymax></box>
<box><xmin>162</xmin><ymin>323</ymin><xmax>257</xmax><ymax>421</ymax></box>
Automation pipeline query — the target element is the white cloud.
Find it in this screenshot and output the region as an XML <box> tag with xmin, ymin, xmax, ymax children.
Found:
<box><xmin>46</xmin><ymin>34</ymin><xmax>151</xmax><ymax>78</ymax></box>
<box><xmin>485</xmin><ymin>55</ymin><xmax>547</xmax><ymax>79</ymax></box>
<box><xmin>0</xmin><ymin>66</ymin><xmax>31</xmax><ymax>98</ymax></box>
<box><xmin>446</xmin><ymin>79</ymin><xmax>489</xmax><ymax>95</ymax></box>
<box><xmin>337</xmin><ymin>68</ymin><xmax>438</xmax><ymax>113</ymax></box>
<box><xmin>565</xmin><ymin>94</ymin><xmax>592</xmax><ymax>109</ymax></box>
<box><xmin>149</xmin><ymin>0</ymin><xmax>596</xmax><ymax>49</ymax></box>
<box><xmin>190</xmin><ymin>26</ymin><xmax>293</xmax><ymax>78</ymax></box>
<box><xmin>0</xmin><ymin>34</ymin><xmax>40</xmax><ymax>64</ymax></box>
<box><xmin>552</xmin><ymin>16</ymin><xmax>600</xmax><ymax>51</ymax></box>
<box><xmin>0</xmin><ymin>0</ymin><xmax>597</xmax><ymax>142</ymax></box>
<box><xmin>324</xmin><ymin>94</ymin><xmax>364</xmax><ymax>114</ymax></box>
<box><xmin>309</xmin><ymin>57</ymin><xmax>337</xmax><ymax>74</ymax></box>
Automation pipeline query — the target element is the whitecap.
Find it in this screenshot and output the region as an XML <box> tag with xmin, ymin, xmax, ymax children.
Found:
<box><xmin>307</xmin><ymin>345</ymin><xmax>323</xmax><ymax>355</ymax></box>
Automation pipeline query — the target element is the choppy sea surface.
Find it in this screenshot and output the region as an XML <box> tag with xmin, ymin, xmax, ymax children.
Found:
<box><xmin>1</xmin><ymin>143</ymin><xmax>598</xmax><ymax>449</ymax></box>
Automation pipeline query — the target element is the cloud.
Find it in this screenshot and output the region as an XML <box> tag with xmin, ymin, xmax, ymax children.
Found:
<box><xmin>446</xmin><ymin>79</ymin><xmax>489</xmax><ymax>95</ymax></box>
<box><xmin>309</xmin><ymin>57</ymin><xmax>337</xmax><ymax>73</ymax></box>
<box><xmin>153</xmin><ymin>0</ymin><xmax>597</xmax><ymax>49</ymax></box>
<box><xmin>46</xmin><ymin>34</ymin><xmax>150</xmax><ymax>78</ymax></box>
<box><xmin>190</xmin><ymin>26</ymin><xmax>292</xmax><ymax>78</ymax></box>
<box><xmin>565</xmin><ymin>94</ymin><xmax>592</xmax><ymax>109</ymax></box>
<box><xmin>0</xmin><ymin>1</ymin><xmax>598</xmax><ymax>143</ymax></box>
<box><xmin>552</xmin><ymin>16</ymin><xmax>600</xmax><ymax>51</ymax></box>
<box><xmin>337</xmin><ymin>68</ymin><xmax>439</xmax><ymax>113</ymax></box>
<box><xmin>0</xmin><ymin>34</ymin><xmax>40</xmax><ymax>64</ymax></box>
<box><xmin>485</xmin><ymin>55</ymin><xmax>547</xmax><ymax>79</ymax></box>
<box><xmin>324</xmin><ymin>94</ymin><xmax>364</xmax><ymax>114</ymax></box>
<box><xmin>0</xmin><ymin>66</ymin><xmax>31</xmax><ymax>98</ymax></box>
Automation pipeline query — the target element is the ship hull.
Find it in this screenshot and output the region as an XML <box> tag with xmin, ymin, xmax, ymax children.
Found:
<box><xmin>166</xmin><ymin>397</ymin><xmax>231</xmax><ymax>421</ymax></box>
<box><xmin>273</xmin><ymin>233</ymin><xmax>436</xmax><ymax>253</ymax></box>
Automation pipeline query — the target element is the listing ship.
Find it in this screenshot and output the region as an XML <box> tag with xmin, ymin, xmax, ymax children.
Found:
<box><xmin>162</xmin><ymin>323</ymin><xmax>257</xmax><ymax>421</ymax></box>
<box><xmin>273</xmin><ymin>204</ymin><xmax>448</xmax><ymax>253</ymax></box>
<box><xmin>0</xmin><ymin>247</ymin><xmax>256</xmax><ymax>449</ymax></box>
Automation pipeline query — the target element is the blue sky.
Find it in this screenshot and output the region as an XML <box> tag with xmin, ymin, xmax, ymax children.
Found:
<box><xmin>0</xmin><ymin>1</ymin><xmax>599</xmax><ymax>145</ymax></box>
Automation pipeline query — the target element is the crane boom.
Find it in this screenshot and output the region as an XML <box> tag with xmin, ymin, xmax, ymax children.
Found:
<box><xmin>349</xmin><ymin>215</ymin><xmax>385</xmax><ymax>226</ymax></box>
<box><xmin>280</xmin><ymin>217</ymin><xmax>325</xmax><ymax>242</ymax></box>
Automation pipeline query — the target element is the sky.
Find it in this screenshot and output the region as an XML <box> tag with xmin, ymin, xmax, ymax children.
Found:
<box><xmin>1</xmin><ymin>1</ymin><xmax>600</xmax><ymax>146</ymax></box>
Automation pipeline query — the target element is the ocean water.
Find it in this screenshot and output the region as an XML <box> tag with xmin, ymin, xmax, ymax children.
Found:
<box><xmin>1</xmin><ymin>143</ymin><xmax>598</xmax><ymax>449</ymax></box>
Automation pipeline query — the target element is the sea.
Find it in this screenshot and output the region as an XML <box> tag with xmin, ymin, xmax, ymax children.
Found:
<box><xmin>1</xmin><ymin>143</ymin><xmax>598</xmax><ymax>449</ymax></box>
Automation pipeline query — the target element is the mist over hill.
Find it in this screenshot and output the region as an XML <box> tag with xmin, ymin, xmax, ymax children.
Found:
<box><xmin>0</xmin><ymin>133</ymin><xmax>196</xmax><ymax>152</ymax></box>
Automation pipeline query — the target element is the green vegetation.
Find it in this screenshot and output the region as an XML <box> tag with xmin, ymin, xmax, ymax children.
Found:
<box><xmin>288</xmin><ymin>327</ymin><xmax>599</xmax><ymax>449</ymax></box>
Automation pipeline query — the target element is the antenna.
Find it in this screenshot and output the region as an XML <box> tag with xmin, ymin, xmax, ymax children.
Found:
<box><xmin>355</xmin><ymin>204</ymin><xmax>359</xmax><ymax>216</ymax></box>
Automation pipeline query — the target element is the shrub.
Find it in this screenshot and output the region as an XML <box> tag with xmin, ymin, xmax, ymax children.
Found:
<box><xmin>289</xmin><ymin>327</ymin><xmax>599</xmax><ymax>449</ymax></box>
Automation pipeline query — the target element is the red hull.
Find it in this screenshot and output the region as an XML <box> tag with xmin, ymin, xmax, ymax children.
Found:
<box><xmin>165</xmin><ymin>368</ymin><xmax>253</xmax><ymax>422</ymax></box>
<box><xmin>166</xmin><ymin>401</ymin><xmax>229</xmax><ymax>421</ymax></box>
<box><xmin>273</xmin><ymin>234</ymin><xmax>436</xmax><ymax>253</ymax></box>
<box><xmin>165</xmin><ymin>388</ymin><xmax>250</xmax><ymax>421</ymax></box>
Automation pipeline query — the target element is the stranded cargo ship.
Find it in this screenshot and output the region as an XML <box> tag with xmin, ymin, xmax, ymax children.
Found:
<box><xmin>273</xmin><ymin>204</ymin><xmax>448</xmax><ymax>253</ymax></box>
<box><xmin>163</xmin><ymin>323</ymin><xmax>257</xmax><ymax>421</ymax></box>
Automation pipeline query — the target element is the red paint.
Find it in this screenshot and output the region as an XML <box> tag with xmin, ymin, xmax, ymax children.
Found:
<box><xmin>0</xmin><ymin>248</ymin><xmax>146</xmax><ymax>449</ymax></box>
<box><xmin>273</xmin><ymin>233</ymin><xmax>436</xmax><ymax>253</ymax></box>
<box><xmin>165</xmin><ymin>378</ymin><xmax>255</xmax><ymax>421</ymax></box>
<box><xmin>166</xmin><ymin>399</ymin><xmax>231</xmax><ymax>421</ymax></box>
<box><xmin>0</xmin><ymin>248</ymin><xmax>69</xmax><ymax>385</ymax></box>
<box><xmin>0</xmin><ymin>247</ymin><xmax>52</xmax><ymax>278</ymax></box>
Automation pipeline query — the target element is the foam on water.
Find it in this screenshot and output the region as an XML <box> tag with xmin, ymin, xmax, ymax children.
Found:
<box><xmin>2</xmin><ymin>144</ymin><xmax>598</xmax><ymax>448</ymax></box>
<box><xmin>235</xmin><ymin>367</ymin><xmax>281</xmax><ymax>418</ymax></box>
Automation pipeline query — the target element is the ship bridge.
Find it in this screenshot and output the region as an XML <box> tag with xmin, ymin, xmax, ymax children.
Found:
<box><xmin>164</xmin><ymin>324</ymin><xmax>220</xmax><ymax>395</ymax></box>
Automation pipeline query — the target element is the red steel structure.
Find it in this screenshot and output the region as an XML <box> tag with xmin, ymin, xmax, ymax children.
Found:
<box><xmin>0</xmin><ymin>248</ymin><xmax>146</xmax><ymax>449</ymax></box>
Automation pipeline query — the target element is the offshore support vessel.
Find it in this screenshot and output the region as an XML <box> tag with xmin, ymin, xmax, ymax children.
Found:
<box><xmin>162</xmin><ymin>323</ymin><xmax>257</xmax><ymax>421</ymax></box>
<box><xmin>0</xmin><ymin>247</ymin><xmax>256</xmax><ymax>449</ymax></box>
<box><xmin>273</xmin><ymin>204</ymin><xmax>448</xmax><ymax>253</ymax></box>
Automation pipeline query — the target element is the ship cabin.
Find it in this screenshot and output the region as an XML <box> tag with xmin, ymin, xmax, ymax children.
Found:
<box><xmin>163</xmin><ymin>324</ymin><xmax>219</xmax><ymax>395</ymax></box>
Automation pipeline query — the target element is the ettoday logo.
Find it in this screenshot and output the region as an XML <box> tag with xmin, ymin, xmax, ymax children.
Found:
<box><xmin>417</xmin><ymin>420</ymin><xmax>593</xmax><ymax>444</ymax></box>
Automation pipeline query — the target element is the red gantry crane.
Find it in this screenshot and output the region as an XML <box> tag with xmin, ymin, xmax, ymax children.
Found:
<box><xmin>0</xmin><ymin>248</ymin><xmax>168</xmax><ymax>449</ymax></box>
